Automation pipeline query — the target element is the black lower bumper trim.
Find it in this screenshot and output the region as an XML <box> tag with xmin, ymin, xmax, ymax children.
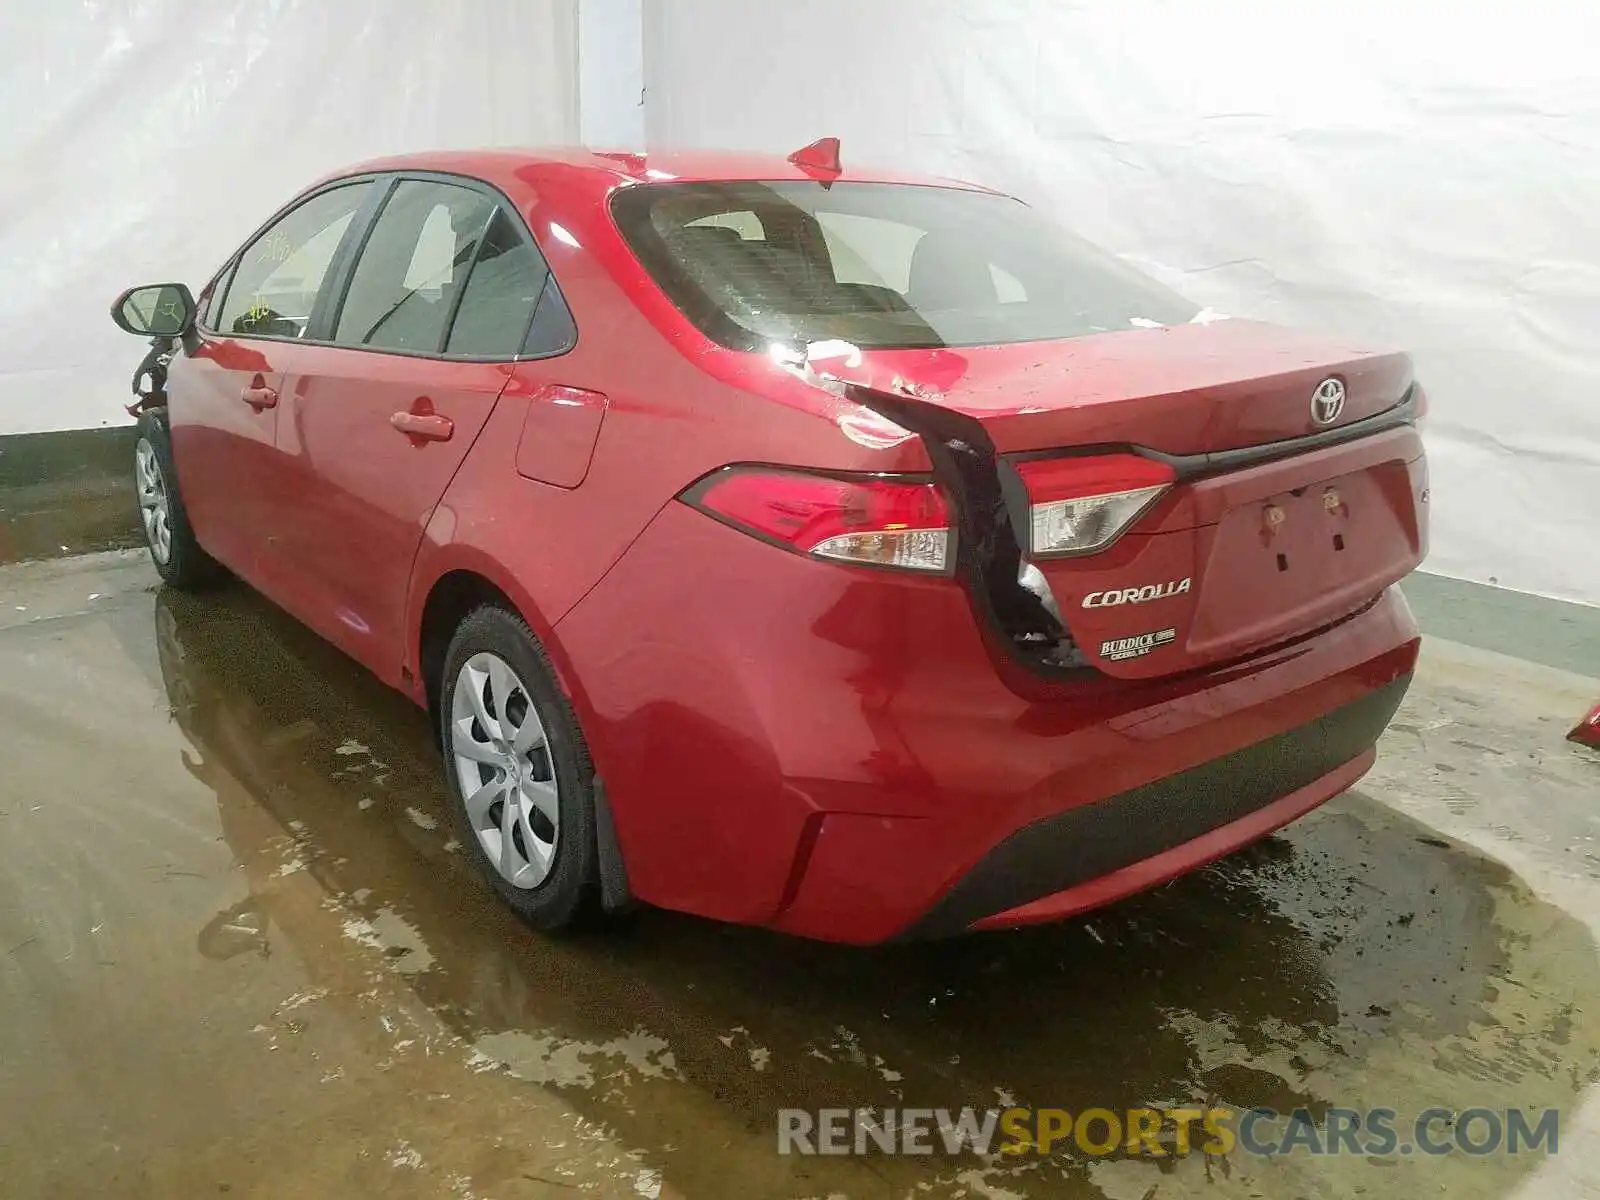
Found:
<box><xmin>901</xmin><ymin>673</ymin><xmax>1412</xmax><ymax>939</ymax></box>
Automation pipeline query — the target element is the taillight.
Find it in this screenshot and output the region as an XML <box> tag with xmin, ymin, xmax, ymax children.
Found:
<box><xmin>684</xmin><ymin>468</ymin><xmax>952</xmax><ymax>573</ymax></box>
<box><xmin>1014</xmin><ymin>453</ymin><xmax>1175</xmax><ymax>557</ymax></box>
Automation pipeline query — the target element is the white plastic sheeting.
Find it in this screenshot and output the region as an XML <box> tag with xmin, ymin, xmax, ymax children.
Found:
<box><xmin>0</xmin><ymin>0</ymin><xmax>577</xmax><ymax>436</ymax></box>
<box><xmin>580</xmin><ymin>0</ymin><xmax>644</xmax><ymax>149</ymax></box>
<box><xmin>642</xmin><ymin>0</ymin><xmax>1600</xmax><ymax>606</ymax></box>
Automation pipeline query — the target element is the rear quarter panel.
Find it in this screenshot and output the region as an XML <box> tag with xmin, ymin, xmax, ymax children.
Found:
<box><xmin>405</xmin><ymin>167</ymin><xmax>934</xmax><ymax>695</ymax></box>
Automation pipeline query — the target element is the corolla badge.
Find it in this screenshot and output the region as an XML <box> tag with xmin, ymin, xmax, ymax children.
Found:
<box><xmin>1311</xmin><ymin>377</ymin><xmax>1346</xmax><ymax>426</ymax></box>
<box><xmin>1082</xmin><ymin>578</ymin><xmax>1192</xmax><ymax>608</ymax></box>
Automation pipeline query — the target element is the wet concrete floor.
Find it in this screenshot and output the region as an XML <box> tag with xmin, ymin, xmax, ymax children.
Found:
<box><xmin>2</xmin><ymin>550</ymin><xmax>1598</xmax><ymax>1199</ymax></box>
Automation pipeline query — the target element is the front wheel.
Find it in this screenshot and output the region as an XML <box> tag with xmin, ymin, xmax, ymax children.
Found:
<box><xmin>438</xmin><ymin>605</ymin><xmax>601</xmax><ymax>931</ymax></box>
<box><xmin>134</xmin><ymin>410</ymin><xmax>222</xmax><ymax>589</ymax></box>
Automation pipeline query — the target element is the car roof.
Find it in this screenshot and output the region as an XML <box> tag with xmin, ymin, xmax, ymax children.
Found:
<box><xmin>328</xmin><ymin>146</ymin><xmax>1002</xmax><ymax>195</ymax></box>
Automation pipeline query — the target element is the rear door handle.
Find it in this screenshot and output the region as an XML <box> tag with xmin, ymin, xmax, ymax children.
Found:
<box><xmin>241</xmin><ymin>385</ymin><xmax>277</xmax><ymax>410</ymax></box>
<box><xmin>391</xmin><ymin>410</ymin><xmax>454</xmax><ymax>442</ymax></box>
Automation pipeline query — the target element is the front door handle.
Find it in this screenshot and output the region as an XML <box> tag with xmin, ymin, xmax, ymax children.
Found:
<box><xmin>391</xmin><ymin>410</ymin><xmax>454</xmax><ymax>442</ymax></box>
<box><xmin>241</xmin><ymin>384</ymin><xmax>278</xmax><ymax>410</ymax></box>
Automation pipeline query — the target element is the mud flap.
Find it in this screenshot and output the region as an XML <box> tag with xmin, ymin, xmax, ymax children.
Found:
<box><xmin>592</xmin><ymin>775</ymin><xmax>635</xmax><ymax>912</ymax></box>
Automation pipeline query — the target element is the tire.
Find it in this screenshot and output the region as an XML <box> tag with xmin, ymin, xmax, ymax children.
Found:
<box><xmin>134</xmin><ymin>409</ymin><xmax>223</xmax><ymax>589</ymax></box>
<box><xmin>438</xmin><ymin>604</ymin><xmax>601</xmax><ymax>931</ymax></box>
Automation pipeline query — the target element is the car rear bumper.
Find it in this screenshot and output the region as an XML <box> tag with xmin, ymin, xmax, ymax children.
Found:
<box><xmin>897</xmin><ymin>676</ymin><xmax>1404</xmax><ymax>938</ymax></box>
<box><xmin>554</xmin><ymin>500</ymin><xmax>1421</xmax><ymax>944</ymax></box>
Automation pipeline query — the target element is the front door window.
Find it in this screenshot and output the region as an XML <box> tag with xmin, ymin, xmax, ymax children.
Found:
<box><xmin>213</xmin><ymin>183</ymin><xmax>370</xmax><ymax>339</ymax></box>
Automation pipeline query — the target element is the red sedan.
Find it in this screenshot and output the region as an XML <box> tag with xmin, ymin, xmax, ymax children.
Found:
<box><xmin>111</xmin><ymin>143</ymin><xmax>1427</xmax><ymax>943</ymax></box>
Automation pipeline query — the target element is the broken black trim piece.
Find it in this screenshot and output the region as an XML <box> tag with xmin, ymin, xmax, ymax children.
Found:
<box><xmin>842</xmin><ymin>383</ymin><xmax>1090</xmax><ymax>673</ymax></box>
<box><xmin>898</xmin><ymin>672</ymin><xmax>1412</xmax><ymax>940</ymax></box>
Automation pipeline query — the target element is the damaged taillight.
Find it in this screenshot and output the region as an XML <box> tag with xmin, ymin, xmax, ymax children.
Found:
<box><xmin>1016</xmin><ymin>453</ymin><xmax>1175</xmax><ymax>557</ymax></box>
<box><xmin>684</xmin><ymin>468</ymin><xmax>952</xmax><ymax>573</ymax></box>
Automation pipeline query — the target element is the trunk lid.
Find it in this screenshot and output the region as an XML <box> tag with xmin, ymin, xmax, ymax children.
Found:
<box><xmin>834</xmin><ymin>320</ymin><xmax>1427</xmax><ymax>680</ymax></box>
<box><xmin>839</xmin><ymin>319</ymin><xmax>1415</xmax><ymax>454</ymax></box>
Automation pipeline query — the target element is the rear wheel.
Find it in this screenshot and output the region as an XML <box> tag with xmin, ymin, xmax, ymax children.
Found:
<box><xmin>438</xmin><ymin>605</ymin><xmax>600</xmax><ymax>930</ymax></box>
<box><xmin>135</xmin><ymin>410</ymin><xmax>222</xmax><ymax>589</ymax></box>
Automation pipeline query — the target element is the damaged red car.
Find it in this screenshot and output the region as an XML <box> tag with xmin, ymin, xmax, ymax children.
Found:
<box><xmin>111</xmin><ymin>143</ymin><xmax>1428</xmax><ymax>943</ymax></box>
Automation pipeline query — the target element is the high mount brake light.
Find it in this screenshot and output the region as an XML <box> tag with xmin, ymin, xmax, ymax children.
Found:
<box><xmin>1014</xmin><ymin>453</ymin><xmax>1176</xmax><ymax>557</ymax></box>
<box><xmin>685</xmin><ymin>468</ymin><xmax>952</xmax><ymax>573</ymax></box>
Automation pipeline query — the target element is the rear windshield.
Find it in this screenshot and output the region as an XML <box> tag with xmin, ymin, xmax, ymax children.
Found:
<box><xmin>610</xmin><ymin>181</ymin><xmax>1198</xmax><ymax>352</ymax></box>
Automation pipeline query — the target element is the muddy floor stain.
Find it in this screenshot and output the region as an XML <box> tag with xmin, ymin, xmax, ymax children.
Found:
<box><xmin>1</xmin><ymin>552</ymin><xmax>1598</xmax><ymax>1199</ymax></box>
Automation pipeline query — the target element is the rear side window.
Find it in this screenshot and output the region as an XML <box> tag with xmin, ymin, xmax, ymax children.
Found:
<box><xmin>334</xmin><ymin>181</ymin><xmax>496</xmax><ymax>353</ymax></box>
<box><xmin>446</xmin><ymin>209</ymin><xmax>551</xmax><ymax>356</ymax></box>
<box><xmin>611</xmin><ymin>181</ymin><xmax>1197</xmax><ymax>351</ymax></box>
<box><xmin>215</xmin><ymin>183</ymin><xmax>368</xmax><ymax>339</ymax></box>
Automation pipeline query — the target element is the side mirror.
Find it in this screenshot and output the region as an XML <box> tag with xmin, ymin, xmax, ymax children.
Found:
<box><xmin>111</xmin><ymin>282</ymin><xmax>197</xmax><ymax>337</ymax></box>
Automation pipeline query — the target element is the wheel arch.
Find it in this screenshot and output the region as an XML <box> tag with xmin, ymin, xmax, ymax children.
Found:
<box><xmin>410</xmin><ymin>554</ymin><xmax>634</xmax><ymax>913</ymax></box>
<box><xmin>416</xmin><ymin>568</ymin><xmax>519</xmax><ymax>720</ymax></box>
<box><xmin>407</xmin><ymin>550</ymin><xmax>601</xmax><ymax>762</ymax></box>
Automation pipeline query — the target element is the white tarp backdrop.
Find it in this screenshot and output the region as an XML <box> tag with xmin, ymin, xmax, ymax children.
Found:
<box><xmin>580</xmin><ymin>0</ymin><xmax>644</xmax><ymax>149</ymax></box>
<box><xmin>0</xmin><ymin>0</ymin><xmax>577</xmax><ymax>435</ymax></box>
<box><xmin>4</xmin><ymin>0</ymin><xmax>1594</xmax><ymax>605</ymax></box>
<box><xmin>642</xmin><ymin>0</ymin><xmax>1600</xmax><ymax>607</ymax></box>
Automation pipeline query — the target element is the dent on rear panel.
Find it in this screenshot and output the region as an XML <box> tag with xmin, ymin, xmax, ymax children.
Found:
<box><xmin>514</xmin><ymin>384</ymin><xmax>609</xmax><ymax>489</ymax></box>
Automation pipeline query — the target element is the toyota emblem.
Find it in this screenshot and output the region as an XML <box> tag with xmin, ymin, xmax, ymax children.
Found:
<box><xmin>1311</xmin><ymin>378</ymin><xmax>1346</xmax><ymax>426</ymax></box>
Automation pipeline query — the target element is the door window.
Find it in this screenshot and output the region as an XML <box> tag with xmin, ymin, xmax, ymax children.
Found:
<box><xmin>214</xmin><ymin>183</ymin><xmax>369</xmax><ymax>339</ymax></box>
<box><xmin>333</xmin><ymin>181</ymin><xmax>496</xmax><ymax>353</ymax></box>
